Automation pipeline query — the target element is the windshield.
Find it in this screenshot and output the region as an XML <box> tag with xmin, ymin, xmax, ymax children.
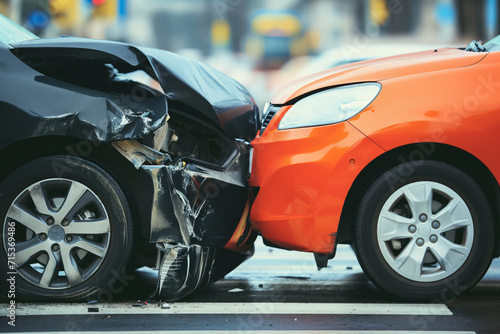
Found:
<box><xmin>0</xmin><ymin>14</ymin><xmax>38</xmax><ymax>45</ymax></box>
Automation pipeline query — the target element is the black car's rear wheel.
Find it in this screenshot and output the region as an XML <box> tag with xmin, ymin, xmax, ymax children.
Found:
<box><xmin>354</xmin><ymin>160</ymin><xmax>495</xmax><ymax>301</ymax></box>
<box><xmin>0</xmin><ymin>156</ymin><xmax>133</xmax><ymax>301</ymax></box>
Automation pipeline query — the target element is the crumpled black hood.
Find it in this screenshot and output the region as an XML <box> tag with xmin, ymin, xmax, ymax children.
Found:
<box><xmin>10</xmin><ymin>36</ymin><xmax>259</xmax><ymax>142</ymax></box>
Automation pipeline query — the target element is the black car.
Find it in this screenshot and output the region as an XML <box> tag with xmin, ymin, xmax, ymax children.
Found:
<box><xmin>0</xmin><ymin>14</ymin><xmax>259</xmax><ymax>301</ymax></box>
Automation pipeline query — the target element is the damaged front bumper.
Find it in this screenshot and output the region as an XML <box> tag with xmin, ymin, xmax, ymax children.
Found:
<box><xmin>113</xmin><ymin>139</ymin><xmax>255</xmax><ymax>301</ymax></box>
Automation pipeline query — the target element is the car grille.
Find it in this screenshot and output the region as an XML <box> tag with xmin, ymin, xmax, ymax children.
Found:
<box><xmin>260</xmin><ymin>104</ymin><xmax>278</xmax><ymax>134</ymax></box>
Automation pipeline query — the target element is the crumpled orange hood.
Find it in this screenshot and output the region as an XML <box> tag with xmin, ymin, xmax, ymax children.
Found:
<box><xmin>271</xmin><ymin>48</ymin><xmax>488</xmax><ymax>104</ymax></box>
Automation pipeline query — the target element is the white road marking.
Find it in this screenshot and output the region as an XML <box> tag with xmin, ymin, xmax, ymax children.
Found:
<box><xmin>1</xmin><ymin>302</ymin><xmax>452</xmax><ymax>316</ymax></box>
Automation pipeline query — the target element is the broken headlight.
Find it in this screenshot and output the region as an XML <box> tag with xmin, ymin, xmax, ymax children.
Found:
<box><xmin>159</xmin><ymin>113</ymin><xmax>237</xmax><ymax>168</ymax></box>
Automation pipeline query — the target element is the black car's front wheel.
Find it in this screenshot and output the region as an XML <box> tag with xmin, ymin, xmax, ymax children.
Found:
<box><xmin>0</xmin><ymin>156</ymin><xmax>133</xmax><ymax>301</ymax></box>
<box><xmin>354</xmin><ymin>160</ymin><xmax>495</xmax><ymax>301</ymax></box>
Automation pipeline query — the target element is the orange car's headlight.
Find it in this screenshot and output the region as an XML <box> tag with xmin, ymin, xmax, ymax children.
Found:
<box><xmin>278</xmin><ymin>82</ymin><xmax>381</xmax><ymax>130</ymax></box>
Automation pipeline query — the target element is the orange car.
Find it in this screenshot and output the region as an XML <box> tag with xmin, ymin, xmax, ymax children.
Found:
<box><xmin>249</xmin><ymin>40</ymin><xmax>500</xmax><ymax>300</ymax></box>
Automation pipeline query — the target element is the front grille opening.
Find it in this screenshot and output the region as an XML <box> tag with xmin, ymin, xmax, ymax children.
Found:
<box><xmin>260</xmin><ymin>105</ymin><xmax>279</xmax><ymax>134</ymax></box>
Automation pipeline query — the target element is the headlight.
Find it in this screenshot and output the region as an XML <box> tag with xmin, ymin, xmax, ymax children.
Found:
<box><xmin>278</xmin><ymin>82</ymin><xmax>381</xmax><ymax>130</ymax></box>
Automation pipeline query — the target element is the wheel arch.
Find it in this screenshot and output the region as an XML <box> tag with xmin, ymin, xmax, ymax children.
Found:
<box><xmin>0</xmin><ymin>136</ymin><xmax>79</xmax><ymax>181</ymax></box>
<box><xmin>0</xmin><ymin>136</ymin><xmax>156</xmax><ymax>263</ymax></box>
<box><xmin>337</xmin><ymin>142</ymin><xmax>500</xmax><ymax>257</ymax></box>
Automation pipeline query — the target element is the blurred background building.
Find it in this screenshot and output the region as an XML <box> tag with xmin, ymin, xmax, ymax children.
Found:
<box><xmin>1</xmin><ymin>0</ymin><xmax>498</xmax><ymax>106</ymax></box>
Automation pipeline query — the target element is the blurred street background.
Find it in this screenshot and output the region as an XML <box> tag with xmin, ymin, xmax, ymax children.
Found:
<box><xmin>1</xmin><ymin>0</ymin><xmax>499</xmax><ymax>107</ymax></box>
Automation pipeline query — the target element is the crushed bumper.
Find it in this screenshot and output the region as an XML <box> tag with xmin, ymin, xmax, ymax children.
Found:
<box><xmin>113</xmin><ymin>140</ymin><xmax>254</xmax><ymax>301</ymax></box>
<box><xmin>152</xmin><ymin>243</ymin><xmax>253</xmax><ymax>301</ymax></box>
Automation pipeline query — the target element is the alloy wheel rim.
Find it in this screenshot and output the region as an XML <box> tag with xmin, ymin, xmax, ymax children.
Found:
<box><xmin>376</xmin><ymin>181</ymin><xmax>474</xmax><ymax>282</ymax></box>
<box><xmin>3</xmin><ymin>178</ymin><xmax>110</xmax><ymax>289</ymax></box>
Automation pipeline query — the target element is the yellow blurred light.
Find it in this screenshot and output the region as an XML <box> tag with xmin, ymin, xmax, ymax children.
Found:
<box><xmin>92</xmin><ymin>0</ymin><xmax>117</xmax><ymax>21</ymax></box>
<box><xmin>212</xmin><ymin>20</ymin><xmax>231</xmax><ymax>47</ymax></box>
<box><xmin>49</xmin><ymin>0</ymin><xmax>80</xmax><ymax>28</ymax></box>
<box><xmin>370</xmin><ymin>0</ymin><xmax>390</xmax><ymax>26</ymax></box>
<box><xmin>252</xmin><ymin>13</ymin><xmax>302</xmax><ymax>37</ymax></box>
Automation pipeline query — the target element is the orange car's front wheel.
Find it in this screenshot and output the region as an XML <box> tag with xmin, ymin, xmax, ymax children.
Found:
<box><xmin>354</xmin><ymin>160</ymin><xmax>495</xmax><ymax>301</ymax></box>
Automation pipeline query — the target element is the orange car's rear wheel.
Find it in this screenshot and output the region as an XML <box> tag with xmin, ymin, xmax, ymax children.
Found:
<box><xmin>354</xmin><ymin>160</ymin><xmax>495</xmax><ymax>301</ymax></box>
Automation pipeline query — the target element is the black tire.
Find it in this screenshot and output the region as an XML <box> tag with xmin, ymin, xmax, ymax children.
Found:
<box><xmin>0</xmin><ymin>156</ymin><xmax>133</xmax><ymax>301</ymax></box>
<box><xmin>354</xmin><ymin>160</ymin><xmax>495</xmax><ymax>301</ymax></box>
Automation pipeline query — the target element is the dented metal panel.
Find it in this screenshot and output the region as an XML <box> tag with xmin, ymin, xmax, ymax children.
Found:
<box><xmin>119</xmin><ymin>139</ymin><xmax>250</xmax><ymax>245</ymax></box>
<box><xmin>141</xmin><ymin>46</ymin><xmax>259</xmax><ymax>141</ymax></box>
<box><xmin>114</xmin><ymin>138</ymin><xmax>251</xmax><ymax>300</ymax></box>
<box><xmin>8</xmin><ymin>36</ymin><xmax>259</xmax><ymax>143</ymax></box>
<box><xmin>142</xmin><ymin>166</ymin><xmax>187</xmax><ymax>245</ymax></box>
<box><xmin>157</xmin><ymin>160</ymin><xmax>249</xmax><ymax>246</ymax></box>
<box><xmin>0</xmin><ymin>44</ymin><xmax>168</xmax><ymax>147</ymax></box>
<box><xmin>112</xmin><ymin>140</ymin><xmax>168</xmax><ymax>169</ymax></box>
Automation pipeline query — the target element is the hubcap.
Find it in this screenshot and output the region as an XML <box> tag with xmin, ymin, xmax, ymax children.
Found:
<box><xmin>48</xmin><ymin>226</ymin><xmax>65</xmax><ymax>242</ymax></box>
<box><xmin>376</xmin><ymin>181</ymin><xmax>474</xmax><ymax>282</ymax></box>
<box><xmin>2</xmin><ymin>179</ymin><xmax>111</xmax><ymax>290</ymax></box>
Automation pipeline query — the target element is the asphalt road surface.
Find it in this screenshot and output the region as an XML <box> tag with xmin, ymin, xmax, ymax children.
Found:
<box><xmin>1</xmin><ymin>238</ymin><xmax>499</xmax><ymax>333</ymax></box>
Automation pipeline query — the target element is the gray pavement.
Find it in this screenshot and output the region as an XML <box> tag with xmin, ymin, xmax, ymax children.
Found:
<box><xmin>1</xmin><ymin>238</ymin><xmax>499</xmax><ymax>333</ymax></box>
